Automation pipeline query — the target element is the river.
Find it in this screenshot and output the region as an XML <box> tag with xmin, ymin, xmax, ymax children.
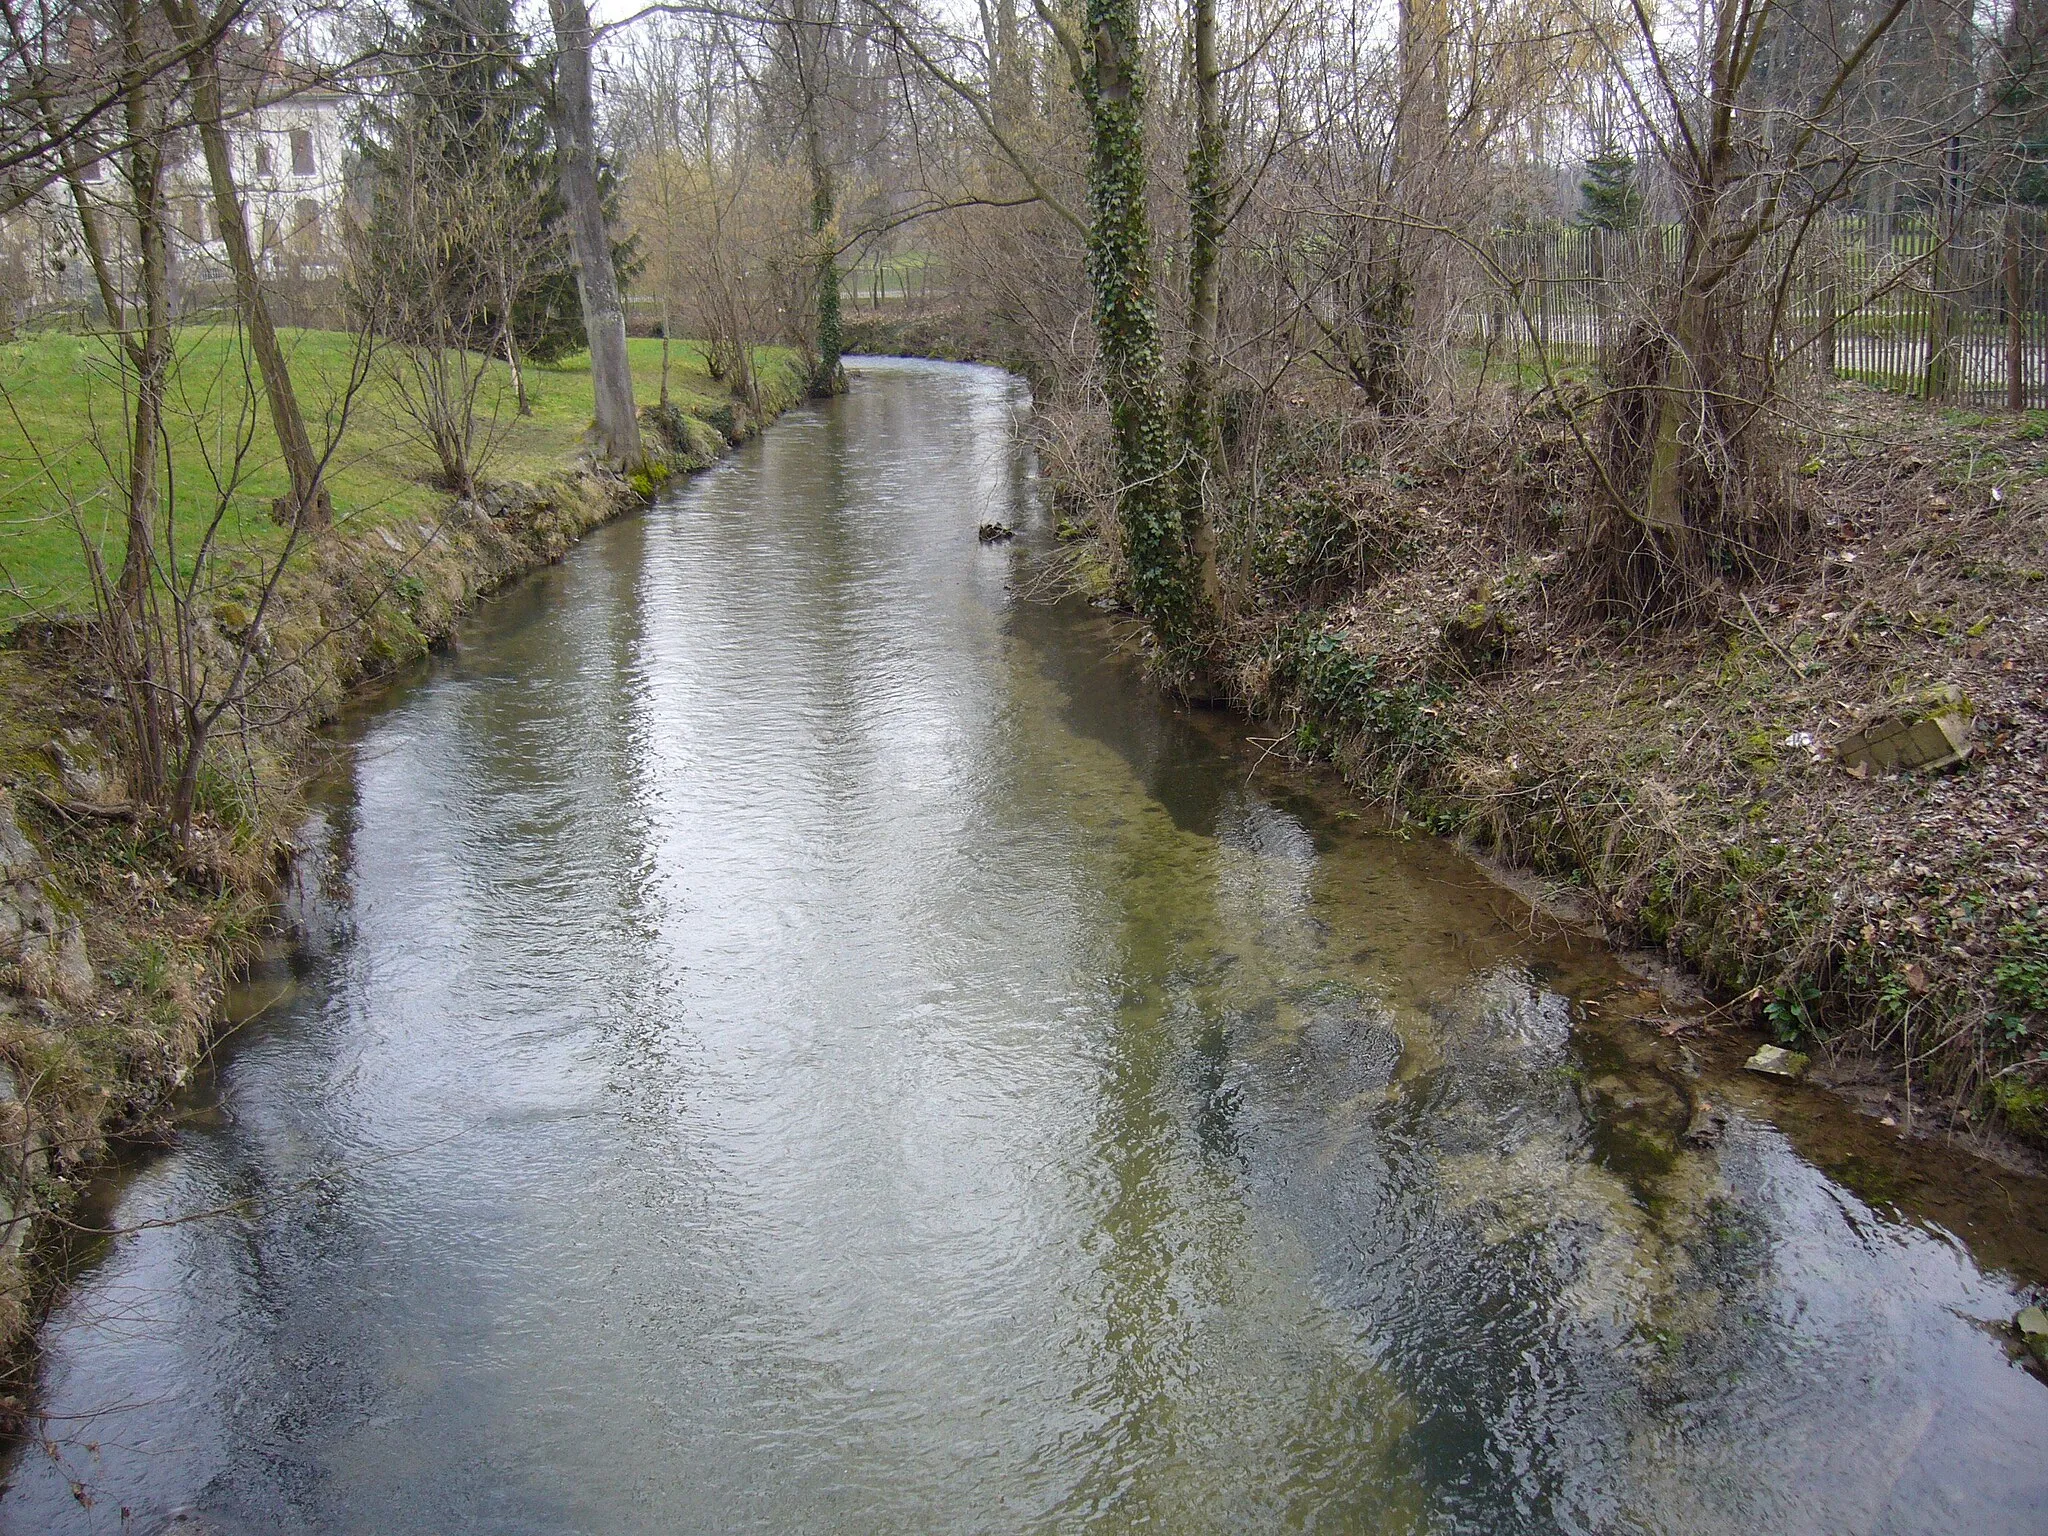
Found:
<box><xmin>5</xmin><ymin>359</ymin><xmax>2045</xmax><ymax>1533</ymax></box>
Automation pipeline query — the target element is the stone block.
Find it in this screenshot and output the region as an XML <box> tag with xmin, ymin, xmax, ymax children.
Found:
<box><xmin>1744</xmin><ymin>1043</ymin><xmax>1809</xmax><ymax>1079</ymax></box>
<box><xmin>1833</xmin><ymin>685</ymin><xmax>1972</xmax><ymax>774</ymax></box>
<box><xmin>2018</xmin><ymin>1306</ymin><xmax>2048</xmax><ymax>1364</ymax></box>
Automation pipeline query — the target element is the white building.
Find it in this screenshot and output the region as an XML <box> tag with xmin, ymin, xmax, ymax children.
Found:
<box><xmin>0</xmin><ymin>14</ymin><xmax>354</xmax><ymax>325</ymax></box>
<box><xmin>200</xmin><ymin>51</ymin><xmax>351</xmax><ymax>284</ymax></box>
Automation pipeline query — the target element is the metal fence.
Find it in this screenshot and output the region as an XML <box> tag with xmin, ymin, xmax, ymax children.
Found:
<box><xmin>1480</xmin><ymin>209</ymin><xmax>2048</xmax><ymax>411</ymax></box>
<box><xmin>839</xmin><ymin>255</ymin><xmax>945</xmax><ymax>313</ymax></box>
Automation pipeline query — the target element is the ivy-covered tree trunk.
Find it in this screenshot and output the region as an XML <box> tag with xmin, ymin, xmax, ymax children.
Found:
<box><xmin>1177</xmin><ymin>0</ymin><xmax>1223</xmax><ymax>607</ymax></box>
<box><xmin>792</xmin><ymin>0</ymin><xmax>844</xmax><ymax>396</ymax></box>
<box><xmin>1083</xmin><ymin>0</ymin><xmax>1197</xmax><ymax>653</ymax></box>
<box><xmin>807</xmin><ymin>126</ymin><xmax>843</xmax><ymax>397</ymax></box>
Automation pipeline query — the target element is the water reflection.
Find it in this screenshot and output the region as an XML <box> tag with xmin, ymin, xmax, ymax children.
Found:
<box><xmin>4</xmin><ymin>360</ymin><xmax>2043</xmax><ymax>1534</ymax></box>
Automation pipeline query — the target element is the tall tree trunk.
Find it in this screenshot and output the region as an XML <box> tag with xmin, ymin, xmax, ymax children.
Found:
<box><xmin>1628</xmin><ymin>0</ymin><xmax>1735</xmax><ymax>565</ymax></box>
<box><xmin>1922</xmin><ymin>135</ymin><xmax>1964</xmax><ymax>402</ymax></box>
<box><xmin>1082</xmin><ymin>0</ymin><xmax>1196</xmax><ymax>654</ymax></box>
<box><xmin>659</xmin><ymin>293</ymin><xmax>673</xmax><ymax>409</ymax></box>
<box><xmin>991</xmin><ymin>0</ymin><xmax>1027</xmax><ymax>133</ymax></box>
<box><xmin>122</xmin><ymin>6</ymin><xmax>171</xmax><ymax>612</ymax></box>
<box><xmin>546</xmin><ymin>0</ymin><xmax>644</xmax><ymax>468</ymax></box>
<box><xmin>161</xmin><ymin>0</ymin><xmax>331</xmax><ymax>530</ymax></box>
<box><xmin>1382</xmin><ymin>0</ymin><xmax>1449</xmax><ymax>407</ymax></box>
<box><xmin>1639</xmin><ymin>180</ymin><xmax>1715</xmax><ymax>552</ymax></box>
<box><xmin>807</xmin><ymin>125</ymin><xmax>842</xmax><ymax>395</ymax></box>
<box><xmin>1177</xmin><ymin>0</ymin><xmax>1222</xmax><ymax>607</ymax></box>
<box><xmin>792</xmin><ymin>0</ymin><xmax>843</xmax><ymax>396</ymax></box>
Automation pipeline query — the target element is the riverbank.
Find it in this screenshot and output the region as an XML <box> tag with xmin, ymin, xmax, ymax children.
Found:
<box><xmin>847</xmin><ymin>310</ymin><xmax>2048</xmax><ymax>1160</ymax></box>
<box><xmin>0</xmin><ymin>334</ymin><xmax>804</xmax><ymax>1409</ymax></box>
<box><xmin>1216</xmin><ymin>384</ymin><xmax>2047</xmax><ymax>1160</ymax></box>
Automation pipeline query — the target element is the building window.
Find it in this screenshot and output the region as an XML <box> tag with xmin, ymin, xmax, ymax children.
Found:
<box><xmin>254</xmin><ymin>140</ymin><xmax>272</xmax><ymax>177</ymax></box>
<box><xmin>291</xmin><ymin>129</ymin><xmax>315</xmax><ymax>176</ymax></box>
<box><xmin>79</xmin><ymin>153</ymin><xmax>102</xmax><ymax>182</ymax></box>
<box><xmin>183</xmin><ymin>200</ymin><xmax>205</xmax><ymax>242</ymax></box>
<box><xmin>261</xmin><ymin>215</ymin><xmax>280</xmax><ymax>253</ymax></box>
<box><xmin>295</xmin><ymin>199</ymin><xmax>320</xmax><ymax>248</ymax></box>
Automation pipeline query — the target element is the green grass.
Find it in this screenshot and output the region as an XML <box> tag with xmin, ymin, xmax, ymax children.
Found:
<box><xmin>0</xmin><ymin>326</ymin><xmax>794</xmax><ymax>620</ymax></box>
<box><xmin>842</xmin><ymin>249</ymin><xmax>942</xmax><ymax>305</ymax></box>
<box><xmin>1457</xmin><ymin>343</ymin><xmax>1600</xmax><ymax>393</ymax></box>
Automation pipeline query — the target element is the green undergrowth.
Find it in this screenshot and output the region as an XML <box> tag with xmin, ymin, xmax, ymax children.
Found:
<box><xmin>1268</xmin><ymin>616</ymin><xmax>1450</xmax><ymax>760</ymax></box>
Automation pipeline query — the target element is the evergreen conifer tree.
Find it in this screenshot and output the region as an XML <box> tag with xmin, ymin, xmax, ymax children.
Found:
<box><xmin>1578</xmin><ymin>144</ymin><xmax>1642</xmax><ymax>230</ymax></box>
<box><xmin>350</xmin><ymin>0</ymin><xmax>599</xmax><ymax>365</ymax></box>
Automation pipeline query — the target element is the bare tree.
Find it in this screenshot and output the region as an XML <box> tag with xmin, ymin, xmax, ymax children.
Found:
<box><xmin>1581</xmin><ymin>0</ymin><xmax>1942</xmax><ymax>612</ymax></box>
<box><xmin>614</xmin><ymin>12</ymin><xmax>812</xmax><ymax>418</ymax></box>
<box><xmin>547</xmin><ymin>0</ymin><xmax>643</xmax><ymax>467</ymax></box>
<box><xmin>9</xmin><ymin>20</ymin><xmax>375</xmax><ymax>841</ymax></box>
<box><xmin>66</xmin><ymin>320</ymin><xmax>372</xmax><ymax>840</ymax></box>
<box><xmin>160</xmin><ymin>0</ymin><xmax>333</xmax><ymax>528</ymax></box>
<box><xmin>345</xmin><ymin>113</ymin><xmax>514</xmax><ymax>497</ymax></box>
<box><xmin>0</xmin><ymin>0</ymin><xmax>248</xmax><ymax>217</ymax></box>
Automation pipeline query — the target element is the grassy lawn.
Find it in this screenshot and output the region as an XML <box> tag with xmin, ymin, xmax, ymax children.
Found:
<box><xmin>0</xmin><ymin>326</ymin><xmax>794</xmax><ymax>621</ymax></box>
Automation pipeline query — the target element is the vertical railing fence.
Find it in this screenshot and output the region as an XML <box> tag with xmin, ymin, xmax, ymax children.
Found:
<box><xmin>839</xmin><ymin>254</ymin><xmax>945</xmax><ymax>314</ymax></box>
<box><xmin>1478</xmin><ymin>208</ymin><xmax>2048</xmax><ymax>411</ymax></box>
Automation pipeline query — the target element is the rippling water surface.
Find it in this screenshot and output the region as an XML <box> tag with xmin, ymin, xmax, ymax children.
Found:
<box><xmin>6</xmin><ymin>360</ymin><xmax>2046</xmax><ymax>1534</ymax></box>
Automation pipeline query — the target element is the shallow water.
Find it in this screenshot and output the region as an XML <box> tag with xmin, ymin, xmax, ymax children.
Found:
<box><xmin>6</xmin><ymin>359</ymin><xmax>2045</xmax><ymax>1534</ymax></box>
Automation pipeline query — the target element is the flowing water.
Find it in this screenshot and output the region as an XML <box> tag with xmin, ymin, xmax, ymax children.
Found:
<box><xmin>5</xmin><ymin>360</ymin><xmax>2046</xmax><ymax>1534</ymax></box>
